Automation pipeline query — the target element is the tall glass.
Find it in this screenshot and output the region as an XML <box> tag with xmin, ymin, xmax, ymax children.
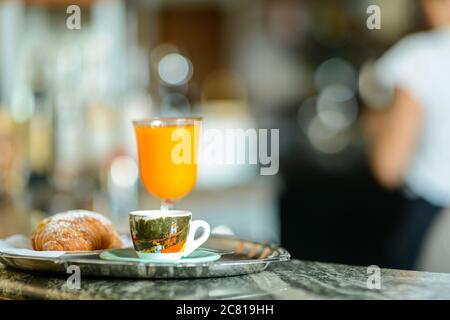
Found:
<box><xmin>133</xmin><ymin>117</ymin><xmax>201</xmax><ymax>210</ymax></box>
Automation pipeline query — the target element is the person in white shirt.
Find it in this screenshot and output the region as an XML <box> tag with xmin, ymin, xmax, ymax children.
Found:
<box><xmin>366</xmin><ymin>0</ymin><xmax>450</xmax><ymax>270</ymax></box>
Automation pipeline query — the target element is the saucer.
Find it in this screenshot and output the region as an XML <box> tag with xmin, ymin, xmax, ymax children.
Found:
<box><xmin>100</xmin><ymin>247</ymin><xmax>221</xmax><ymax>264</ymax></box>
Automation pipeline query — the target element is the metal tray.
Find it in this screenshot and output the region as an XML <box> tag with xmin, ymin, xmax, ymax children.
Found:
<box><xmin>0</xmin><ymin>235</ymin><xmax>290</xmax><ymax>279</ymax></box>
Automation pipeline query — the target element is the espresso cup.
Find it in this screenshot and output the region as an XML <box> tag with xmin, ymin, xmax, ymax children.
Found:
<box><xmin>129</xmin><ymin>210</ymin><xmax>210</xmax><ymax>261</ymax></box>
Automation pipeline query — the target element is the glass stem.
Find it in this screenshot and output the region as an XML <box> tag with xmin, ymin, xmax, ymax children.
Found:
<box><xmin>161</xmin><ymin>199</ymin><xmax>175</xmax><ymax>210</ymax></box>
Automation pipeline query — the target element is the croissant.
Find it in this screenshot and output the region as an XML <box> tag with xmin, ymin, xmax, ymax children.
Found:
<box><xmin>32</xmin><ymin>210</ymin><xmax>122</xmax><ymax>251</ymax></box>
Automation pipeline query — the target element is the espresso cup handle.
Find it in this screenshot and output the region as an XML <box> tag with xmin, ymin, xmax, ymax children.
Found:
<box><xmin>183</xmin><ymin>220</ymin><xmax>210</xmax><ymax>257</ymax></box>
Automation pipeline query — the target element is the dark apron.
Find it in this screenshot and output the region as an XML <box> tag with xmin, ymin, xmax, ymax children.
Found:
<box><xmin>389</xmin><ymin>192</ymin><xmax>443</xmax><ymax>270</ymax></box>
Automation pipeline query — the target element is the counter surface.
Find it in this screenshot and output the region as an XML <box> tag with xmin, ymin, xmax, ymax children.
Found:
<box><xmin>1</xmin><ymin>259</ymin><xmax>450</xmax><ymax>299</ymax></box>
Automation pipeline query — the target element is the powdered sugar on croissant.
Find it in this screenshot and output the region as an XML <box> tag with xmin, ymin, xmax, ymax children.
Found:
<box><xmin>32</xmin><ymin>210</ymin><xmax>122</xmax><ymax>251</ymax></box>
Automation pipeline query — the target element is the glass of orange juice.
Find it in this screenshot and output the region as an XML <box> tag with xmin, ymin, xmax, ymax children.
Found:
<box><xmin>133</xmin><ymin>117</ymin><xmax>201</xmax><ymax>210</ymax></box>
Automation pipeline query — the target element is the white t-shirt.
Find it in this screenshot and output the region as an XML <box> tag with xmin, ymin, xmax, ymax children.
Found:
<box><xmin>376</xmin><ymin>27</ymin><xmax>450</xmax><ymax>207</ymax></box>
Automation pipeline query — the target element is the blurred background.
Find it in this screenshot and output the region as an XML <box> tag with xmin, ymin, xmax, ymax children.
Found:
<box><xmin>1</xmin><ymin>0</ymin><xmax>448</xmax><ymax>271</ymax></box>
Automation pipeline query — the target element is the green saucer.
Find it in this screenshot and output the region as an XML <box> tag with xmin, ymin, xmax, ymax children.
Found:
<box><xmin>100</xmin><ymin>248</ymin><xmax>221</xmax><ymax>264</ymax></box>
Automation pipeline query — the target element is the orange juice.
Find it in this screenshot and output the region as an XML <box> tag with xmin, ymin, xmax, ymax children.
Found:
<box><xmin>134</xmin><ymin>123</ymin><xmax>199</xmax><ymax>201</ymax></box>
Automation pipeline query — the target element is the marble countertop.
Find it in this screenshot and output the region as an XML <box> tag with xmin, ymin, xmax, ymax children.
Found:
<box><xmin>1</xmin><ymin>259</ymin><xmax>450</xmax><ymax>299</ymax></box>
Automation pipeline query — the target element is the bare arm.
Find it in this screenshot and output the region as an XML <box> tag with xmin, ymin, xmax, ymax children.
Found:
<box><xmin>365</xmin><ymin>88</ymin><xmax>423</xmax><ymax>189</ymax></box>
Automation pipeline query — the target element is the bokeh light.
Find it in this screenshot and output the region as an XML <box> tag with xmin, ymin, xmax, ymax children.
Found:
<box><xmin>358</xmin><ymin>60</ymin><xmax>393</xmax><ymax>109</ymax></box>
<box><xmin>160</xmin><ymin>93</ymin><xmax>191</xmax><ymax>116</ymax></box>
<box><xmin>317</xmin><ymin>84</ymin><xmax>358</xmax><ymax>133</ymax></box>
<box><xmin>307</xmin><ymin>115</ymin><xmax>351</xmax><ymax>154</ymax></box>
<box><xmin>158</xmin><ymin>53</ymin><xmax>192</xmax><ymax>86</ymax></box>
<box><xmin>110</xmin><ymin>155</ymin><xmax>138</xmax><ymax>189</ymax></box>
<box><xmin>314</xmin><ymin>58</ymin><xmax>357</xmax><ymax>93</ymax></box>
